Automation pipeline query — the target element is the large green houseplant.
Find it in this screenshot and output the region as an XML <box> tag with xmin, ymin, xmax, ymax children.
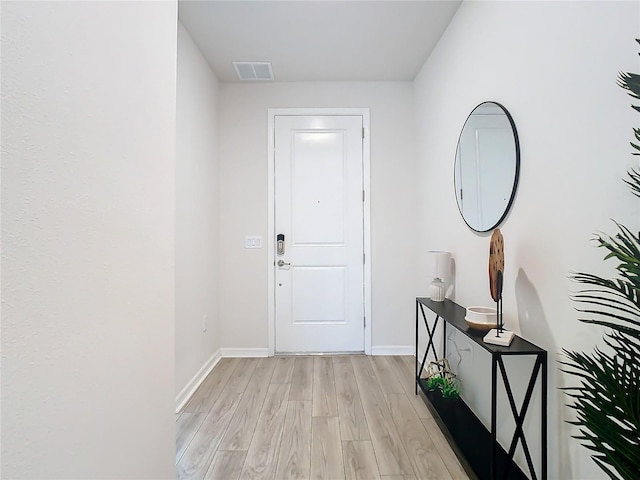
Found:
<box><xmin>562</xmin><ymin>40</ymin><xmax>640</xmax><ymax>480</ymax></box>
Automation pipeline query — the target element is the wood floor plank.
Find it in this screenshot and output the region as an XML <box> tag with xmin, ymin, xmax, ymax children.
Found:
<box><xmin>332</xmin><ymin>356</ymin><xmax>370</xmax><ymax>441</ymax></box>
<box><xmin>342</xmin><ymin>441</ymin><xmax>381</xmax><ymax>480</ymax></box>
<box><xmin>204</xmin><ymin>450</ymin><xmax>247</xmax><ymax>480</ymax></box>
<box><xmin>386</xmin><ymin>393</ymin><xmax>452</xmax><ymax>480</ymax></box>
<box><xmin>290</xmin><ymin>356</ymin><xmax>313</xmax><ymax>401</ymax></box>
<box><xmin>219</xmin><ymin>357</ymin><xmax>277</xmax><ymax>451</ymax></box>
<box><xmin>176</xmin><ymin>412</ymin><xmax>206</xmax><ymax>463</ymax></box>
<box><xmin>387</xmin><ymin>356</ymin><xmax>433</xmax><ymax>419</ymax></box>
<box><xmin>351</xmin><ymin>357</ymin><xmax>414</xmax><ymax>477</ymax></box>
<box><xmin>402</xmin><ymin>356</ymin><xmax>423</xmax><ymax>381</ymax></box>
<box><xmin>275</xmin><ymin>401</ymin><xmax>312</xmax><ymax>480</ymax></box>
<box><xmin>272</xmin><ymin>356</ymin><xmax>296</xmax><ymax>384</ymax></box>
<box><xmin>310</xmin><ymin>416</ymin><xmax>345</xmax><ymax>480</ymax></box>
<box><xmin>380</xmin><ymin>476</ymin><xmax>417</xmax><ymax>480</ymax></box>
<box><xmin>254</xmin><ymin>356</ymin><xmax>278</xmax><ymax>379</ymax></box>
<box><xmin>177</xmin><ymin>389</ymin><xmax>243</xmax><ymax>480</ymax></box>
<box><xmin>226</xmin><ymin>357</ymin><xmax>260</xmax><ymax>393</ymax></box>
<box><xmin>313</xmin><ymin>357</ymin><xmax>338</xmax><ymax>417</ymax></box>
<box><xmin>183</xmin><ymin>358</ymin><xmax>239</xmax><ymax>413</ymax></box>
<box><xmin>240</xmin><ymin>383</ymin><xmax>291</xmax><ymax>480</ymax></box>
<box><xmin>351</xmin><ymin>355</ymin><xmax>376</xmax><ymax>378</ymax></box>
<box><xmin>368</xmin><ymin>356</ymin><xmax>405</xmax><ymax>395</ymax></box>
<box><xmin>176</xmin><ymin>355</ymin><xmax>474</xmax><ymax>480</ymax></box>
<box><xmin>420</xmin><ymin>417</ymin><xmax>470</xmax><ymax>480</ymax></box>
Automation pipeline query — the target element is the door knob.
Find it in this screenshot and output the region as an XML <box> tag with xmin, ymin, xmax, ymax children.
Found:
<box><xmin>277</xmin><ymin>260</ymin><xmax>291</xmax><ymax>268</ymax></box>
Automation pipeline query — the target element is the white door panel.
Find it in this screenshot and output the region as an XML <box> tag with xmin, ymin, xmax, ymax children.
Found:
<box><xmin>292</xmin><ymin>266</ymin><xmax>345</xmax><ymax>323</ymax></box>
<box><xmin>275</xmin><ymin>115</ymin><xmax>364</xmax><ymax>353</ymax></box>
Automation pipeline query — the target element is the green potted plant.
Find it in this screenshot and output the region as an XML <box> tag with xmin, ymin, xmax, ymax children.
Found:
<box><xmin>422</xmin><ymin>358</ymin><xmax>461</xmax><ymax>428</ymax></box>
<box><xmin>426</xmin><ymin>374</ymin><xmax>461</xmax><ymax>400</ymax></box>
<box><xmin>425</xmin><ymin>372</ymin><xmax>461</xmax><ymax>429</ymax></box>
<box><xmin>562</xmin><ymin>39</ymin><xmax>640</xmax><ymax>480</ymax></box>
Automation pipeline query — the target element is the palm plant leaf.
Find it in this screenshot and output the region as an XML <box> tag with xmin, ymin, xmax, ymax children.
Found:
<box><xmin>563</xmin><ymin>39</ymin><xmax>640</xmax><ymax>480</ymax></box>
<box><xmin>630</xmin><ymin>129</ymin><xmax>640</xmax><ymax>155</ymax></box>
<box><xmin>561</xmin><ymin>340</ymin><xmax>640</xmax><ymax>479</ymax></box>
<box><xmin>618</xmin><ymin>71</ymin><xmax>640</xmax><ymax>100</ymax></box>
<box><xmin>623</xmin><ymin>169</ymin><xmax>640</xmax><ymax>196</ymax></box>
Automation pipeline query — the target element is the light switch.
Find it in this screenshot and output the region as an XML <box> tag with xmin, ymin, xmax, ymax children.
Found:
<box><xmin>245</xmin><ymin>235</ymin><xmax>262</xmax><ymax>249</ymax></box>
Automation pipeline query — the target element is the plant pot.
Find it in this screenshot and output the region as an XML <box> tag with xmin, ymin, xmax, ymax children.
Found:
<box><xmin>424</xmin><ymin>388</ymin><xmax>462</xmax><ymax>429</ymax></box>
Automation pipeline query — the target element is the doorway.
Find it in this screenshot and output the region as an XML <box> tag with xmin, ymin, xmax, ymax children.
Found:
<box><xmin>268</xmin><ymin>108</ymin><xmax>371</xmax><ymax>355</ymax></box>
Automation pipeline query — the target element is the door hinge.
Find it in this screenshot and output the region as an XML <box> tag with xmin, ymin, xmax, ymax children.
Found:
<box><xmin>364</xmin><ymin>316</ymin><xmax>366</xmax><ymax>327</ymax></box>
<box><xmin>362</xmin><ymin>190</ymin><xmax>365</xmax><ymax>202</ymax></box>
<box><xmin>363</xmin><ymin>253</ymin><xmax>365</xmax><ymax>264</ymax></box>
<box><xmin>362</xmin><ymin>127</ymin><xmax>365</xmax><ymax>139</ymax></box>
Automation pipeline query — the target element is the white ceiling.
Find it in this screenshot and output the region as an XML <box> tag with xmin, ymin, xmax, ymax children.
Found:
<box><xmin>178</xmin><ymin>1</ymin><xmax>462</xmax><ymax>83</ymax></box>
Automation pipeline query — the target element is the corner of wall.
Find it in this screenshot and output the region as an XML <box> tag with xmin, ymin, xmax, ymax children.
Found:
<box><xmin>175</xmin><ymin>21</ymin><xmax>222</xmax><ymax>398</ymax></box>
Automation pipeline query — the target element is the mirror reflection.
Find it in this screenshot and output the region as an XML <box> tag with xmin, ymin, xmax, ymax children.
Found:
<box><xmin>454</xmin><ymin>102</ymin><xmax>520</xmax><ymax>232</ymax></box>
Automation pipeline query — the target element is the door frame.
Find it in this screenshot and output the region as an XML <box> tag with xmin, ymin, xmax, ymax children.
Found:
<box><xmin>267</xmin><ymin>108</ymin><xmax>371</xmax><ymax>356</ymax></box>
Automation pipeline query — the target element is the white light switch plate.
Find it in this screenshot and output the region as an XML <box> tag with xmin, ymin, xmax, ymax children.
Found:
<box><xmin>245</xmin><ymin>235</ymin><xmax>262</xmax><ymax>249</ymax></box>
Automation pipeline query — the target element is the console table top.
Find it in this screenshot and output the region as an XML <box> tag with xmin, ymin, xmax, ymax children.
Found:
<box><xmin>417</xmin><ymin>297</ymin><xmax>546</xmax><ymax>355</ymax></box>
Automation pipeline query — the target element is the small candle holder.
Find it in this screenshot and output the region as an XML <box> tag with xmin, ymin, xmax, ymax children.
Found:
<box><xmin>429</xmin><ymin>277</ymin><xmax>446</xmax><ymax>302</ymax></box>
<box><xmin>428</xmin><ymin>251</ymin><xmax>450</xmax><ymax>302</ymax></box>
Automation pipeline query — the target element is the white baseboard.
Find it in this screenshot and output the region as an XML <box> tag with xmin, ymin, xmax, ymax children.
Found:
<box><xmin>371</xmin><ymin>345</ymin><xmax>415</xmax><ymax>356</ymax></box>
<box><xmin>175</xmin><ymin>349</ymin><xmax>221</xmax><ymax>413</ymax></box>
<box><xmin>220</xmin><ymin>347</ymin><xmax>269</xmax><ymax>358</ymax></box>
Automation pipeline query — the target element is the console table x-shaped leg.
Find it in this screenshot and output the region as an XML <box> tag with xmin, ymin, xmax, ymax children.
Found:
<box><xmin>491</xmin><ymin>351</ymin><xmax>547</xmax><ymax>480</ymax></box>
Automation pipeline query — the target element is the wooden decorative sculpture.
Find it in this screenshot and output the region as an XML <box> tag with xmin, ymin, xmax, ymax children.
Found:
<box><xmin>484</xmin><ymin>228</ymin><xmax>514</xmax><ymax>346</ymax></box>
<box><xmin>489</xmin><ymin>228</ymin><xmax>504</xmax><ymax>302</ymax></box>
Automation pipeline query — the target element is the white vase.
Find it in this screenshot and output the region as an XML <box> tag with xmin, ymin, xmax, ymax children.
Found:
<box><xmin>429</xmin><ymin>278</ymin><xmax>446</xmax><ymax>302</ymax></box>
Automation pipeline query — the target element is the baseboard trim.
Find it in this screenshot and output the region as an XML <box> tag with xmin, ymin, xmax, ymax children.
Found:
<box><xmin>175</xmin><ymin>349</ymin><xmax>222</xmax><ymax>413</ymax></box>
<box><xmin>371</xmin><ymin>345</ymin><xmax>415</xmax><ymax>356</ymax></box>
<box><xmin>220</xmin><ymin>347</ymin><xmax>269</xmax><ymax>358</ymax></box>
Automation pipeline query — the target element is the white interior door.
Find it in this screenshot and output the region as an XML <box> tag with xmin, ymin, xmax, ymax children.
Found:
<box><xmin>274</xmin><ymin>115</ymin><xmax>364</xmax><ymax>353</ymax></box>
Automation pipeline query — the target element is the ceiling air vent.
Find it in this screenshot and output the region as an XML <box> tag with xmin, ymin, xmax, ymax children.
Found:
<box><xmin>232</xmin><ymin>62</ymin><xmax>274</xmax><ymax>81</ymax></box>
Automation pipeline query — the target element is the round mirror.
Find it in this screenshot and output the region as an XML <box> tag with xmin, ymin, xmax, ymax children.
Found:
<box><xmin>454</xmin><ymin>102</ymin><xmax>520</xmax><ymax>233</ymax></box>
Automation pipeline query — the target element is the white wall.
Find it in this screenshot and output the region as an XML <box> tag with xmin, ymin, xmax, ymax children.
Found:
<box><xmin>175</xmin><ymin>22</ymin><xmax>221</xmax><ymax>399</ymax></box>
<box><xmin>414</xmin><ymin>1</ymin><xmax>639</xmax><ymax>478</ymax></box>
<box><xmin>1</xmin><ymin>2</ymin><xmax>177</xmax><ymax>478</ymax></box>
<box><xmin>217</xmin><ymin>82</ymin><xmax>419</xmax><ymax>352</ymax></box>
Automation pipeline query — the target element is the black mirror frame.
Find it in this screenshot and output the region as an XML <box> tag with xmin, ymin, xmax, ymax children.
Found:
<box><xmin>454</xmin><ymin>101</ymin><xmax>521</xmax><ymax>233</ymax></box>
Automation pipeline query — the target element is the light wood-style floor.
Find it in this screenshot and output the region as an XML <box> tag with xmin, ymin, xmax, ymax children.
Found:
<box><xmin>176</xmin><ymin>355</ymin><xmax>470</xmax><ymax>480</ymax></box>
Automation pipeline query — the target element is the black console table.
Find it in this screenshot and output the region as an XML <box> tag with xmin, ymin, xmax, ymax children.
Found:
<box><xmin>415</xmin><ymin>298</ymin><xmax>547</xmax><ymax>480</ymax></box>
